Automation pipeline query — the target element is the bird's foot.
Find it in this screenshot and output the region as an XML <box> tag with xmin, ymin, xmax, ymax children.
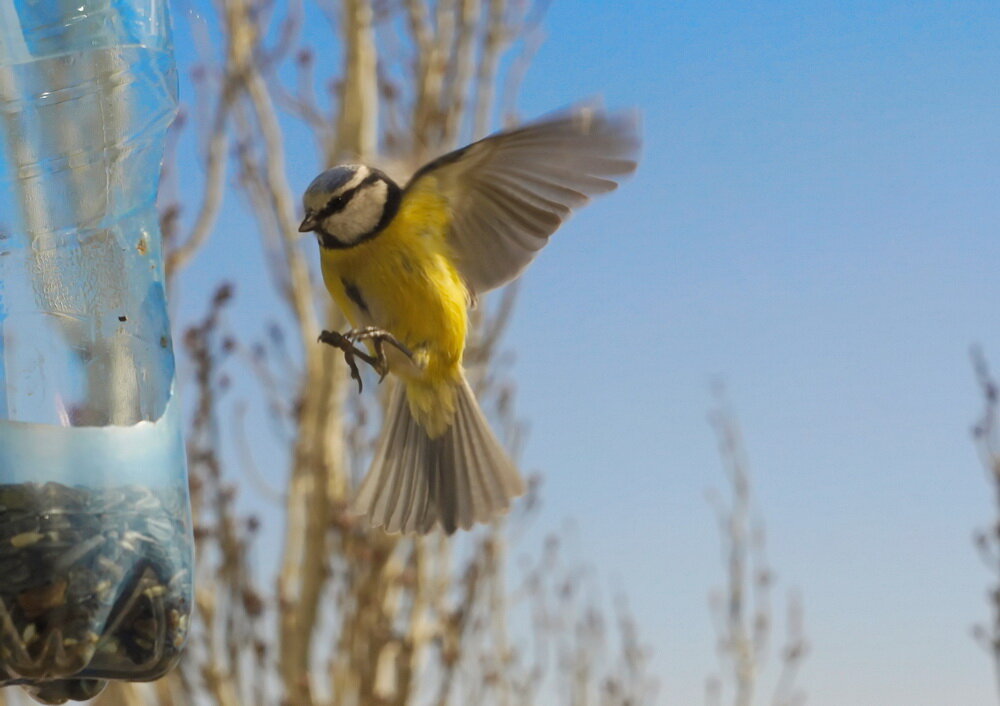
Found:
<box><xmin>318</xmin><ymin>329</ymin><xmax>379</xmax><ymax>393</ymax></box>
<box><xmin>344</xmin><ymin>327</ymin><xmax>415</xmax><ymax>382</ymax></box>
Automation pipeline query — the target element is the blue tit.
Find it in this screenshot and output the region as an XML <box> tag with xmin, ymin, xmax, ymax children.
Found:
<box><xmin>299</xmin><ymin>104</ymin><xmax>640</xmax><ymax>534</ymax></box>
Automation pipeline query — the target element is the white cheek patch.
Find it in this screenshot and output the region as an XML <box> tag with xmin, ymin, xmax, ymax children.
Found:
<box><xmin>322</xmin><ymin>179</ymin><xmax>388</xmax><ymax>245</ymax></box>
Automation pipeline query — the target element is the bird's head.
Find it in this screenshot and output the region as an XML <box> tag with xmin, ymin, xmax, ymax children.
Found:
<box><xmin>299</xmin><ymin>164</ymin><xmax>402</xmax><ymax>248</ymax></box>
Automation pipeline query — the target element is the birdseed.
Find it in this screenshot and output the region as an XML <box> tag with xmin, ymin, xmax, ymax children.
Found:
<box><xmin>0</xmin><ymin>482</ymin><xmax>193</xmax><ymax>704</ymax></box>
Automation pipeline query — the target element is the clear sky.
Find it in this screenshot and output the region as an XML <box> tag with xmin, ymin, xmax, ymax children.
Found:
<box><xmin>171</xmin><ymin>1</ymin><xmax>1000</xmax><ymax>703</ymax></box>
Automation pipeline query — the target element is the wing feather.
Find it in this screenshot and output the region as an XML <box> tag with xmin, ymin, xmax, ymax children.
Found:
<box><xmin>402</xmin><ymin>104</ymin><xmax>640</xmax><ymax>293</ymax></box>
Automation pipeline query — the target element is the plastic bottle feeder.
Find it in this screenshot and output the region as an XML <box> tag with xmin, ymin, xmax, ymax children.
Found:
<box><xmin>0</xmin><ymin>1</ymin><xmax>192</xmax><ymax>702</ymax></box>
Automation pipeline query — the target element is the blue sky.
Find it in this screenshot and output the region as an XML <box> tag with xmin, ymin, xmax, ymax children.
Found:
<box><xmin>171</xmin><ymin>1</ymin><xmax>1000</xmax><ymax>703</ymax></box>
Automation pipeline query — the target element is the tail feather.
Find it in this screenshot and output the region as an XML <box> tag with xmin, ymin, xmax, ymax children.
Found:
<box><xmin>353</xmin><ymin>374</ymin><xmax>525</xmax><ymax>534</ymax></box>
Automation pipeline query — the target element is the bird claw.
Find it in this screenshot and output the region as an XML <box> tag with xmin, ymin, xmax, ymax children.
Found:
<box><xmin>318</xmin><ymin>330</ymin><xmax>369</xmax><ymax>393</ymax></box>
<box><xmin>318</xmin><ymin>327</ymin><xmax>414</xmax><ymax>393</ymax></box>
<box><xmin>345</xmin><ymin>327</ymin><xmax>414</xmax><ymax>363</ymax></box>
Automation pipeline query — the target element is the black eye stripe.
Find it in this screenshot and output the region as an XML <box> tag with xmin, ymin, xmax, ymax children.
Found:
<box><xmin>315</xmin><ymin>191</ymin><xmax>353</xmax><ymax>220</ymax></box>
<box><xmin>313</xmin><ymin>172</ymin><xmax>383</xmax><ymax>222</ymax></box>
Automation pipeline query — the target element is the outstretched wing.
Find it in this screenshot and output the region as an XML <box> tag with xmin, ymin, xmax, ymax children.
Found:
<box><xmin>402</xmin><ymin>104</ymin><xmax>641</xmax><ymax>294</ymax></box>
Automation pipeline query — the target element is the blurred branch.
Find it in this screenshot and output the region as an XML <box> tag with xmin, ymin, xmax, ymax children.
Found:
<box><xmin>473</xmin><ymin>0</ymin><xmax>508</xmax><ymax>138</ymax></box>
<box><xmin>242</xmin><ymin>41</ymin><xmax>320</xmax><ymax>339</ymax></box>
<box><xmin>772</xmin><ymin>593</ymin><xmax>806</xmax><ymax>706</ymax></box>
<box><xmin>164</xmin><ymin>68</ymin><xmax>233</xmax><ymax>282</ymax></box>
<box><xmin>334</xmin><ymin>0</ymin><xmax>379</xmax><ymax>162</ymax></box>
<box><xmin>707</xmin><ymin>387</ymin><xmax>807</xmax><ymax>706</ymax></box>
<box><xmin>970</xmin><ymin>348</ymin><xmax>1000</xmax><ymax>701</ymax></box>
<box><xmin>440</xmin><ymin>0</ymin><xmax>473</xmax><ymax>147</ymax></box>
<box><xmin>164</xmin><ymin>0</ymin><xmax>296</xmax><ymax>284</ymax></box>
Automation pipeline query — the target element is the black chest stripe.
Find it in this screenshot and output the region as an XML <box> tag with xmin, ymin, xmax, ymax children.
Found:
<box><xmin>341</xmin><ymin>278</ymin><xmax>370</xmax><ymax>315</ymax></box>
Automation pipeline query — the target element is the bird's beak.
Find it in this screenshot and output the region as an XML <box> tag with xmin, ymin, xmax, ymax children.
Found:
<box><xmin>298</xmin><ymin>215</ymin><xmax>317</xmax><ymax>233</ymax></box>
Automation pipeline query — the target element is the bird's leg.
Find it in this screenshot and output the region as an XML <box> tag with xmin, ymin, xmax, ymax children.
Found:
<box><xmin>318</xmin><ymin>330</ymin><xmax>380</xmax><ymax>393</ymax></box>
<box><xmin>344</xmin><ymin>327</ymin><xmax>415</xmax><ymax>382</ymax></box>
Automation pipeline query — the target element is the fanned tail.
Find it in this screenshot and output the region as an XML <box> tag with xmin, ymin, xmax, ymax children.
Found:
<box><xmin>353</xmin><ymin>374</ymin><xmax>525</xmax><ymax>534</ymax></box>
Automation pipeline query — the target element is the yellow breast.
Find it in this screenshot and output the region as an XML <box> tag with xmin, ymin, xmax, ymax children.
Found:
<box><xmin>319</xmin><ymin>177</ymin><xmax>469</xmax><ymax>388</ymax></box>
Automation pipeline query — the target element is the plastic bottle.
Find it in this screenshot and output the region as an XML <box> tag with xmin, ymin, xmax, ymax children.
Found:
<box><xmin>0</xmin><ymin>1</ymin><xmax>192</xmax><ymax>702</ymax></box>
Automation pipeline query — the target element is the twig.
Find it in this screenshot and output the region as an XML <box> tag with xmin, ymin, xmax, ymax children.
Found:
<box><xmin>970</xmin><ymin>348</ymin><xmax>1000</xmax><ymax>699</ymax></box>
<box><xmin>707</xmin><ymin>386</ymin><xmax>807</xmax><ymax>706</ymax></box>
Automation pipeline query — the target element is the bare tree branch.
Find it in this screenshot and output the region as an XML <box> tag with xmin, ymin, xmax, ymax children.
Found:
<box><xmin>707</xmin><ymin>386</ymin><xmax>807</xmax><ymax>706</ymax></box>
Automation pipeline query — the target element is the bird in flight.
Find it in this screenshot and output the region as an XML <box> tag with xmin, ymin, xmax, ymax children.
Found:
<box><xmin>299</xmin><ymin>104</ymin><xmax>640</xmax><ymax>534</ymax></box>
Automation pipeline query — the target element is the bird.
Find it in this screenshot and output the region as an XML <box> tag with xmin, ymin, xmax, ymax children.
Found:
<box><xmin>298</xmin><ymin>104</ymin><xmax>640</xmax><ymax>535</ymax></box>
